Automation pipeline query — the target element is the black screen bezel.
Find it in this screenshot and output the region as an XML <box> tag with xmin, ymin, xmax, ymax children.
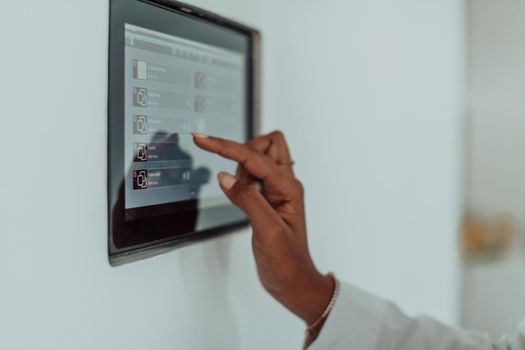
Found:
<box><xmin>108</xmin><ymin>0</ymin><xmax>258</xmax><ymax>265</ymax></box>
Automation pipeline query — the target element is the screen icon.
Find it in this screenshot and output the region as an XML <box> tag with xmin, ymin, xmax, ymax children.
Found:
<box><xmin>133</xmin><ymin>169</ymin><xmax>148</xmax><ymax>190</ymax></box>
<box><xmin>194</xmin><ymin>71</ymin><xmax>206</xmax><ymax>89</ymax></box>
<box><xmin>134</xmin><ymin>143</ymin><xmax>148</xmax><ymax>162</ymax></box>
<box><xmin>133</xmin><ymin>115</ymin><xmax>148</xmax><ymax>134</ymax></box>
<box><xmin>195</xmin><ymin>95</ymin><xmax>206</xmax><ymax>113</ymax></box>
<box><xmin>133</xmin><ymin>60</ymin><xmax>148</xmax><ymax>80</ymax></box>
<box><xmin>133</xmin><ymin>87</ymin><xmax>148</xmax><ymax>107</ymax></box>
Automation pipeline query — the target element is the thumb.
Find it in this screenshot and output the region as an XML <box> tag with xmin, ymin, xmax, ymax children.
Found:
<box><xmin>217</xmin><ymin>171</ymin><xmax>284</xmax><ymax>232</ymax></box>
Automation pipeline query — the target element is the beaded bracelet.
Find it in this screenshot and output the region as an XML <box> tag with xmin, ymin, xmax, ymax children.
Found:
<box><xmin>305</xmin><ymin>273</ymin><xmax>340</xmax><ymax>337</ymax></box>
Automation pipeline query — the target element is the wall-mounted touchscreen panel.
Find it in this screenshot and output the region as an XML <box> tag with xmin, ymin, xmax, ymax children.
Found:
<box><xmin>108</xmin><ymin>0</ymin><xmax>259</xmax><ymax>265</ymax></box>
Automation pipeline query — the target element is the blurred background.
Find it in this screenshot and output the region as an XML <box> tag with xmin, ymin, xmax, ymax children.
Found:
<box><xmin>0</xmin><ymin>0</ymin><xmax>524</xmax><ymax>349</ymax></box>
<box><xmin>462</xmin><ymin>0</ymin><xmax>525</xmax><ymax>336</ymax></box>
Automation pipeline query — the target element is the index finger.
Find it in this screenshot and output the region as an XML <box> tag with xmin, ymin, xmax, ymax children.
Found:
<box><xmin>192</xmin><ymin>133</ymin><xmax>280</xmax><ymax>182</ymax></box>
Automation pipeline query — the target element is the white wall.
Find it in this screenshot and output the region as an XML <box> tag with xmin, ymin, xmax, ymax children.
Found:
<box><xmin>0</xmin><ymin>0</ymin><xmax>465</xmax><ymax>349</ymax></box>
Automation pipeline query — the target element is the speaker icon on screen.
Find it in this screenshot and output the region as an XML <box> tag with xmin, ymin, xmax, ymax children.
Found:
<box><xmin>133</xmin><ymin>169</ymin><xmax>148</xmax><ymax>190</ymax></box>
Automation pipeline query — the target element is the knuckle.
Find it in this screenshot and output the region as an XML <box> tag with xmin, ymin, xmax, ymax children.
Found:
<box><xmin>248</xmin><ymin>135</ymin><xmax>263</xmax><ymax>146</ymax></box>
<box><xmin>289</xmin><ymin>178</ymin><xmax>304</xmax><ymax>196</ymax></box>
<box><xmin>241</xmin><ymin>151</ymin><xmax>254</xmax><ymax>167</ymax></box>
<box><xmin>270</xmin><ymin>130</ymin><xmax>285</xmax><ymax>140</ymax></box>
<box><xmin>246</xmin><ymin>138</ymin><xmax>257</xmax><ymax>148</ymax></box>
<box><xmin>237</xmin><ymin>147</ymin><xmax>253</xmax><ymax>165</ymax></box>
<box><xmin>247</xmin><ymin>137</ymin><xmax>268</xmax><ymax>154</ymax></box>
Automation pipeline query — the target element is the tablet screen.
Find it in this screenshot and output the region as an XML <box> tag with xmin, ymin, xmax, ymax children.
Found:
<box><xmin>124</xmin><ymin>23</ymin><xmax>245</xmax><ymax>210</ymax></box>
<box><xmin>108</xmin><ymin>0</ymin><xmax>257</xmax><ymax>265</ymax></box>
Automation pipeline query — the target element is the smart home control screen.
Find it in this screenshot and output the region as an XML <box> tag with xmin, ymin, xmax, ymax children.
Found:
<box><xmin>123</xmin><ymin>23</ymin><xmax>246</xmax><ymax>211</ymax></box>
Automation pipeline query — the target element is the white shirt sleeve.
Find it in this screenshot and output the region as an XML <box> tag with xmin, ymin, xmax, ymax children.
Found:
<box><xmin>309</xmin><ymin>282</ymin><xmax>525</xmax><ymax>350</ymax></box>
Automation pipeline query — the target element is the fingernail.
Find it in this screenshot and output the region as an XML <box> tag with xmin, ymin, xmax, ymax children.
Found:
<box><xmin>192</xmin><ymin>132</ymin><xmax>208</xmax><ymax>138</ymax></box>
<box><xmin>217</xmin><ymin>171</ymin><xmax>237</xmax><ymax>190</ymax></box>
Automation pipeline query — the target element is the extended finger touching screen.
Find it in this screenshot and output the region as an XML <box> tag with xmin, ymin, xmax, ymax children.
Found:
<box><xmin>108</xmin><ymin>0</ymin><xmax>258</xmax><ymax>265</ymax></box>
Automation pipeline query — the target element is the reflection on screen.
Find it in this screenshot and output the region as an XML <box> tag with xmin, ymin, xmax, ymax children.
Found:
<box><xmin>124</xmin><ymin>23</ymin><xmax>246</xmax><ymax>210</ymax></box>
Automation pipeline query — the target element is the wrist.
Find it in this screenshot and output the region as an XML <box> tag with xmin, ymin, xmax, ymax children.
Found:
<box><xmin>304</xmin><ymin>273</ymin><xmax>339</xmax><ymax>347</ymax></box>
<box><xmin>275</xmin><ymin>269</ymin><xmax>335</xmax><ymax>325</ymax></box>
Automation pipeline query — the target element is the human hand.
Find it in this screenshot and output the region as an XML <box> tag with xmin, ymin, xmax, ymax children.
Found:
<box><xmin>193</xmin><ymin>131</ymin><xmax>334</xmax><ymax>325</ymax></box>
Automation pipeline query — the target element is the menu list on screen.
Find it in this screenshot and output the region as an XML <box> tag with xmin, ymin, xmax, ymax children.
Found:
<box><xmin>124</xmin><ymin>24</ymin><xmax>246</xmax><ymax>210</ymax></box>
